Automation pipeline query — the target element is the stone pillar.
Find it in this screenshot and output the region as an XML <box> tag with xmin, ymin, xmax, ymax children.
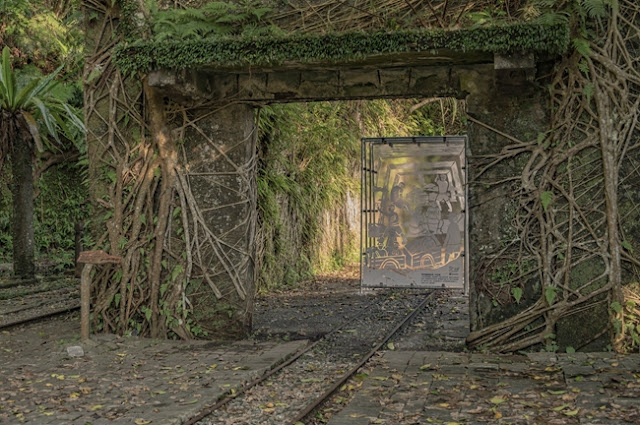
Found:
<box><xmin>181</xmin><ymin>104</ymin><xmax>257</xmax><ymax>338</ymax></box>
<box><xmin>464</xmin><ymin>65</ymin><xmax>550</xmax><ymax>332</ymax></box>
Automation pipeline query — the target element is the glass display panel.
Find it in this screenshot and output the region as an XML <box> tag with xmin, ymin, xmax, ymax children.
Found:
<box><xmin>361</xmin><ymin>137</ymin><xmax>467</xmax><ymax>289</ymax></box>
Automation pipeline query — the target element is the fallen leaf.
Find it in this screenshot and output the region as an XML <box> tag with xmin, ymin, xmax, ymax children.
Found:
<box><xmin>494</xmin><ymin>411</ymin><xmax>503</xmax><ymax>419</ymax></box>
<box><xmin>419</xmin><ymin>364</ymin><xmax>432</xmax><ymax>370</ymax></box>
<box><xmin>552</xmin><ymin>404</ymin><xmax>570</xmax><ymax>411</ymax></box>
<box><xmin>387</xmin><ymin>342</ymin><xmax>395</xmax><ymax>350</ymax></box>
<box><xmin>564</xmin><ymin>409</ymin><xmax>579</xmax><ymax>416</ymax></box>
<box><xmin>91</xmin><ymin>404</ymin><xmax>103</xmax><ymax>411</ymax></box>
<box><xmin>134</xmin><ymin>419</ymin><xmax>152</xmax><ymax>425</ymax></box>
<box><xmin>490</xmin><ymin>396</ymin><xmax>506</xmax><ymax>405</ymax></box>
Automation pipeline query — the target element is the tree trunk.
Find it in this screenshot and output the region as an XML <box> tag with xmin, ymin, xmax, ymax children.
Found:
<box><xmin>11</xmin><ymin>123</ymin><xmax>35</xmax><ymax>279</ymax></box>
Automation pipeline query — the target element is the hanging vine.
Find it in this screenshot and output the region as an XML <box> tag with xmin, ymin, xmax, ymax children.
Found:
<box><xmin>466</xmin><ymin>0</ymin><xmax>640</xmax><ymax>353</ymax></box>
<box><xmin>84</xmin><ymin>0</ymin><xmax>257</xmax><ymax>338</ymax></box>
<box><xmin>84</xmin><ymin>0</ymin><xmax>639</xmax><ymax>347</ymax></box>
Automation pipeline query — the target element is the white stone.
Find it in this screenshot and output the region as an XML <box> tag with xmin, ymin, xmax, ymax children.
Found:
<box><xmin>66</xmin><ymin>345</ymin><xmax>84</xmax><ymax>357</ymax></box>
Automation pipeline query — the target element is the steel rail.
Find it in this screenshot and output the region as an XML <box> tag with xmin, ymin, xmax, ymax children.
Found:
<box><xmin>182</xmin><ymin>292</ymin><xmax>390</xmax><ymax>425</ymax></box>
<box><xmin>185</xmin><ymin>289</ymin><xmax>437</xmax><ymax>425</ymax></box>
<box><xmin>287</xmin><ymin>289</ymin><xmax>437</xmax><ymax>425</ymax></box>
<box><xmin>0</xmin><ymin>302</ymin><xmax>80</xmax><ymax>330</ymax></box>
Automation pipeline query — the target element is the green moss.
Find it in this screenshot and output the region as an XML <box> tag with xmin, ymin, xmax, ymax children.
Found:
<box><xmin>114</xmin><ymin>22</ymin><xmax>570</xmax><ymax>75</ymax></box>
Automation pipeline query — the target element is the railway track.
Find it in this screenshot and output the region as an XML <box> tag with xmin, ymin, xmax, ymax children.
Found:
<box><xmin>187</xmin><ymin>289</ymin><xmax>440</xmax><ymax>425</ymax></box>
<box><xmin>0</xmin><ymin>285</ymin><xmax>80</xmax><ymax>330</ymax></box>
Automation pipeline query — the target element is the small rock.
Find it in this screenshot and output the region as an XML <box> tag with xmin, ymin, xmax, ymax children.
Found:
<box><xmin>66</xmin><ymin>345</ymin><xmax>85</xmax><ymax>357</ymax></box>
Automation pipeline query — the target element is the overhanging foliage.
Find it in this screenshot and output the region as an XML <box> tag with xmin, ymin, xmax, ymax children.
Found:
<box><xmin>114</xmin><ymin>22</ymin><xmax>570</xmax><ymax>75</ymax></box>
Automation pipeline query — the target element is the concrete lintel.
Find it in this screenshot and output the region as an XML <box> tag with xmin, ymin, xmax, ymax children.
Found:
<box><xmin>148</xmin><ymin>64</ymin><xmax>496</xmax><ymax>104</ymax></box>
<box><xmin>493</xmin><ymin>53</ymin><xmax>535</xmax><ymax>70</ymax></box>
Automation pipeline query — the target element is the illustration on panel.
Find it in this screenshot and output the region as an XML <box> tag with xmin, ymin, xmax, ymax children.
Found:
<box><xmin>361</xmin><ymin>138</ymin><xmax>466</xmax><ymax>289</ymax></box>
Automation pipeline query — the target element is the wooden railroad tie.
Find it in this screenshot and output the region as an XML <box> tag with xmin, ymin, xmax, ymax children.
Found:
<box><xmin>77</xmin><ymin>250</ymin><xmax>122</xmax><ymax>340</ymax></box>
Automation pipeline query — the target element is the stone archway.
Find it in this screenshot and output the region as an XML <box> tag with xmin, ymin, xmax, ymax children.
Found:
<box><xmin>143</xmin><ymin>55</ymin><xmax>551</xmax><ymax>336</ymax></box>
<box><xmin>84</xmin><ymin>3</ymin><xmax>575</xmax><ymax>341</ymax></box>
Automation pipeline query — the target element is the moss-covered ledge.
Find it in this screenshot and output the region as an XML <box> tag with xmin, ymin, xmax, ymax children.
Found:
<box><xmin>114</xmin><ymin>22</ymin><xmax>569</xmax><ymax>75</ymax></box>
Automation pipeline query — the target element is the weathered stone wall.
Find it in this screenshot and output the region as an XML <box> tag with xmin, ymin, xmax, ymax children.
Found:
<box><xmin>464</xmin><ymin>63</ymin><xmax>618</xmax><ymax>351</ymax></box>
<box><xmin>181</xmin><ymin>104</ymin><xmax>257</xmax><ymax>336</ymax></box>
<box><xmin>465</xmin><ymin>66</ymin><xmax>551</xmax><ymax>333</ymax></box>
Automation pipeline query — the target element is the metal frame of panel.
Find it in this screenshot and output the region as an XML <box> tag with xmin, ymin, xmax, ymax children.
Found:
<box><xmin>360</xmin><ymin>136</ymin><xmax>468</xmax><ymax>293</ymax></box>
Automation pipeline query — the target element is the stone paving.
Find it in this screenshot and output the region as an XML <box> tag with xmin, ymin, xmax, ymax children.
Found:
<box><xmin>327</xmin><ymin>350</ymin><xmax>640</xmax><ymax>425</ymax></box>
<box><xmin>0</xmin><ymin>318</ymin><xmax>306</xmax><ymax>424</ymax></box>
<box><xmin>2</xmin><ymin>285</ymin><xmax>640</xmax><ymax>425</ymax></box>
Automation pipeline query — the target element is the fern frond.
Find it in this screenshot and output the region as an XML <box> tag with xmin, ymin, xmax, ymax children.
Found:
<box><xmin>251</xmin><ymin>7</ymin><xmax>272</xmax><ymax>21</ymax></box>
<box><xmin>580</xmin><ymin>0</ymin><xmax>607</xmax><ymax>18</ymax></box>
<box><xmin>572</xmin><ymin>37</ymin><xmax>592</xmax><ymax>58</ymax></box>
<box><xmin>533</xmin><ymin>11</ymin><xmax>569</xmax><ymax>25</ymax></box>
<box><xmin>578</xmin><ymin>59</ymin><xmax>590</xmax><ymax>76</ymax></box>
<box><xmin>179</xmin><ymin>21</ymin><xmax>219</xmax><ymax>39</ymax></box>
<box><xmin>201</xmin><ymin>2</ymin><xmax>236</xmax><ymax>15</ymax></box>
<box><xmin>215</xmin><ymin>13</ymin><xmax>249</xmax><ymax>24</ymax></box>
<box><xmin>177</xmin><ymin>8</ymin><xmax>206</xmax><ymax>22</ymax></box>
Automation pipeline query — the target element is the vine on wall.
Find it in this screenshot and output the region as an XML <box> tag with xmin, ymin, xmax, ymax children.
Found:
<box><xmin>467</xmin><ymin>0</ymin><xmax>640</xmax><ymax>353</ymax></box>
<box><xmin>85</xmin><ymin>0</ymin><xmax>259</xmax><ymax>338</ymax></box>
<box><xmin>85</xmin><ymin>0</ymin><xmax>639</xmax><ymax>349</ymax></box>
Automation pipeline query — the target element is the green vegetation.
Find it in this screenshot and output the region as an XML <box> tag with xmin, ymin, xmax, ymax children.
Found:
<box><xmin>257</xmin><ymin>102</ymin><xmax>359</xmax><ymax>290</ymax></box>
<box><xmin>0</xmin><ymin>0</ymin><xmax>85</xmax><ymax>275</ymax></box>
<box><xmin>149</xmin><ymin>0</ymin><xmax>279</xmax><ymax>41</ymax></box>
<box><xmin>0</xmin><ymin>163</ymin><xmax>87</xmax><ymax>268</ymax></box>
<box><xmin>256</xmin><ymin>99</ymin><xmax>463</xmax><ymax>291</ymax></box>
<box><xmin>115</xmin><ymin>22</ymin><xmax>569</xmax><ymax>75</ymax></box>
<box><xmin>0</xmin><ymin>47</ymin><xmax>84</xmax><ymax>277</ymax></box>
<box><xmin>0</xmin><ymin>0</ymin><xmax>82</xmax><ymax>71</ymax></box>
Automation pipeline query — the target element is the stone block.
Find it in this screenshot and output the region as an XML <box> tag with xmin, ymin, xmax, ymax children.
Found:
<box><xmin>66</xmin><ymin>345</ymin><xmax>85</xmax><ymax>357</ymax></box>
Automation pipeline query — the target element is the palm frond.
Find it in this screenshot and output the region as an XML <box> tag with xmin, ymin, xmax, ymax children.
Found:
<box><xmin>14</xmin><ymin>78</ymin><xmax>40</xmax><ymax>109</ymax></box>
<box><xmin>31</xmin><ymin>96</ymin><xmax>60</xmax><ymax>144</ymax></box>
<box><xmin>20</xmin><ymin>65</ymin><xmax>63</xmax><ymax>108</ymax></box>
<box><xmin>1</xmin><ymin>47</ymin><xmax>16</xmax><ymax>109</ymax></box>
<box><xmin>21</xmin><ymin>111</ymin><xmax>43</xmax><ymax>153</ymax></box>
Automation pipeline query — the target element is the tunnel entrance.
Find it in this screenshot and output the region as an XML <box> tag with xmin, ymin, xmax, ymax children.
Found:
<box><xmin>86</xmin><ymin>2</ymin><xmax>564</xmax><ymax>338</ymax></box>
